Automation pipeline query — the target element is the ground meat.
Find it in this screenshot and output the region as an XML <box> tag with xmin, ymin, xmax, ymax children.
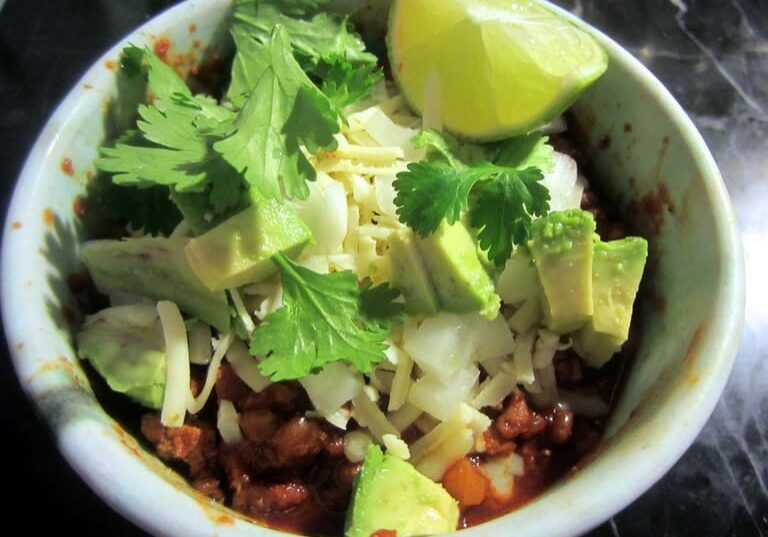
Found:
<box><xmin>482</xmin><ymin>426</ymin><xmax>517</xmax><ymax>456</ymax></box>
<box><xmin>240</xmin><ymin>409</ymin><xmax>280</xmax><ymax>443</ymax></box>
<box><xmin>314</xmin><ymin>460</ymin><xmax>362</xmax><ymax>511</ymax></box>
<box><xmin>233</xmin><ymin>480</ymin><xmax>311</xmax><ymax>516</ymax></box>
<box><xmin>242</xmin><ymin>382</ymin><xmax>311</xmax><ymax>416</ymax></box>
<box><xmin>554</xmin><ymin>350</ymin><xmax>584</xmax><ymax>385</ymax></box>
<box><xmin>192</xmin><ymin>477</ymin><xmax>225</xmax><ymax>502</ymax></box>
<box><xmin>140</xmin><ymin>414</ymin><xmax>217</xmax><ymax>478</ymax></box>
<box><xmin>269</xmin><ymin>417</ymin><xmax>327</xmax><ymax>468</ymax></box>
<box><xmin>581</xmin><ymin>189</ymin><xmax>628</xmax><ymax>240</ymax></box>
<box><xmin>547</xmin><ymin>406</ymin><xmax>574</xmax><ymax>445</ymax></box>
<box><xmin>215</xmin><ymin>363</ymin><xmax>252</xmax><ymax>406</ymax></box>
<box><xmin>495</xmin><ymin>392</ymin><xmax>540</xmax><ymax>440</ymax></box>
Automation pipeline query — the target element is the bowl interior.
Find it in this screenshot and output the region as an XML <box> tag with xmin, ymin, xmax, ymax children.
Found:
<box><xmin>1</xmin><ymin>1</ymin><xmax>744</xmax><ymax>537</ymax></box>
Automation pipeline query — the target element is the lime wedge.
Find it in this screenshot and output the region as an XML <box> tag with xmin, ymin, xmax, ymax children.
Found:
<box><xmin>387</xmin><ymin>0</ymin><xmax>608</xmax><ymax>140</ymax></box>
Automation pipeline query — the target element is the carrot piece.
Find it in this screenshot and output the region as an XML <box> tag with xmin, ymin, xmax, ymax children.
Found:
<box><xmin>370</xmin><ymin>530</ymin><xmax>397</xmax><ymax>537</ymax></box>
<box><xmin>441</xmin><ymin>457</ymin><xmax>487</xmax><ymax>508</ymax></box>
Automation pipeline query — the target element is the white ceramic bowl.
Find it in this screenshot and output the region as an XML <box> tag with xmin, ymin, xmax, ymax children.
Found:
<box><xmin>1</xmin><ymin>1</ymin><xmax>744</xmax><ymax>536</ymax></box>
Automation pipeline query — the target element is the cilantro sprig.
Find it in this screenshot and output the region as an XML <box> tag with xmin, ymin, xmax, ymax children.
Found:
<box><xmin>251</xmin><ymin>253</ymin><xmax>403</xmax><ymax>381</ymax></box>
<box><xmin>394</xmin><ymin>130</ymin><xmax>553</xmax><ymax>266</ymax></box>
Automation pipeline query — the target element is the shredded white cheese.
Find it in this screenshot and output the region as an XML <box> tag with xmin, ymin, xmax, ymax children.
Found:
<box><xmin>226</xmin><ymin>338</ymin><xmax>271</xmax><ymax>393</ymax></box>
<box><xmin>187</xmin><ymin>331</ymin><xmax>233</xmax><ymax>415</ymax></box>
<box><xmin>157</xmin><ymin>300</ymin><xmax>190</xmax><ymax>428</ymax></box>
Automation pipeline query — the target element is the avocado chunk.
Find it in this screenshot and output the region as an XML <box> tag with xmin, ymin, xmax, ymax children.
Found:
<box><xmin>389</xmin><ymin>229</ymin><xmax>440</xmax><ymax>315</ymax></box>
<box><xmin>77</xmin><ymin>305</ymin><xmax>166</xmax><ymax>408</ymax></box>
<box><xmin>573</xmin><ymin>237</ymin><xmax>648</xmax><ymax>367</ymax></box>
<box><xmin>496</xmin><ymin>246</ymin><xmax>540</xmax><ymax>305</ymax></box>
<box><xmin>82</xmin><ymin>237</ymin><xmax>230</xmax><ymax>332</ymax></box>
<box><xmin>346</xmin><ymin>445</ymin><xmax>459</xmax><ymax>537</ymax></box>
<box><xmin>528</xmin><ymin>210</ymin><xmax>596</xmax><ymax>334</ymax></box>
<box><xmin>416</xmin><ymin>220</ymin><xmax>500</xmax><ymax>319</ymax></box>
<box><xmin>185</xmin><ymin>199</ymin><xmax>312</xmax><ymax>292</ymax></box>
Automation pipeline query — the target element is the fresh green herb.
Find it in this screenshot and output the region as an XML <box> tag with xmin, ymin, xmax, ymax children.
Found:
<box><xmin>233</xmin><ymin>0</ymin><xmax>377</xmax><ymax>72</ymax></box>
<box><xmin>470</xmin><ymin>167</ymin><xmax>549</xmax><ymax>265</ymax></box>
<box><xmin>96</xmin><ymin>47</ymin><xmax>245</xmax><ymax>227</ymax></box>
<box><xmin>394</xmin><ymin>130</ymin><xmax>552</xmax><ymax>265</ymax></box>
<box><xmin>213</xmin><ymin>27</ymin><xmax>340</xmax><ymax>200</ymax></box>
<box><xmin>316</xmin><ymin>57</ymin><xmax>383</xmax><ymax>110</ymax></box>
<box><xmin>251</xmin><ymin>253</ymin><xmax>403</xmax><ymax>381</ymax></box>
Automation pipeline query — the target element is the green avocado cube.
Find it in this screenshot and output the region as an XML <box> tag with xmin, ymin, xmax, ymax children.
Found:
<box><xmin>81</xmin><ymin>237</ymin><xmax>230</xmax><ymax>332</ymax></box>
<box><xmin>528</xmin><ymin>210</ymin><xmax>596</xmax><ymax>334</ymax></box>
<box><xmin>573</xmin><ymin>237</ymin><xmax>648</xmax><ymax>367</ymax></box>
<box><xmin>185</xmin><ymin>198</ymin><xmax>312</xmax><ymax>292</ymax></box>
<box><xmin>345</xmin><ymin>445</ymin><xmax>459</xmax><ymax>537</ymax></box>
<box><xmin>77</xmin><ymin>305</ymin><xmax>166</xmax><ymax>409</ymax></box>
<box><xmin>416</xmin><ymin>220</ymin><xmax>500</xmax><ymax>319</ymax></box>
<box><xmin>389</xmin><ymin>229</ymin><xmax>440</xmax><ymax>316</ymax></box>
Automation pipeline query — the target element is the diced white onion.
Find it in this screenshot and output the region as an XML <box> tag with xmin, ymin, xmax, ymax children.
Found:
<box><xmin>300</xmin><ymin>362</ymin><xmax>364</xmax><ymax>416</ymax></box>
<box><xmin>496</xmin><ymin>249</ymin><xmax>540</xmax><ymax>305</ymax></box>
<box><xmin>344</xmin><ymin>430</ymin><xmax>374</xmax><ymax>463</ymax></box>
<box><xmin>463</xmin><ymin>313</ymin><xmax>516</xmax><ymax>362</ymax></box>
<box><xmin>226</xmin><ymin>338</ymin><xmax>271</xmax><ymax>393</ymax></box>
<box><xmin>187</xmin><ymin>331</ymin><xmax>233</xmax><ymax>415</ymax></box>
<box><xmin>157</xmin><ymin>300</ymin><xmax>190</xmax><ymax>428</ymax></box>
<box><xmin>217</xmin><ymin>399</ymin><xmax>242</xmax><ymax>445</ymax></box>
<box><xmin>541</xmin><ymin>152</ymin><xmax>583</xmax><ymax>211</ymax></box>
<box><xmin>507</xmin><ymin>298</ymin><xmax>542</xmax><ymax>334</ymax></box>
<box><xmin>382</xmin><ymin>433</ymin><xmax>411</xmax><ymax>460</ymax></box>
<box><xmin>404</xmin><ymin>313</ymin><xmax>475</xmax><ymax>381</ymax></box>
<box><xmin>293</xmin><ymin>173</ymin><xmax>348</xmax><ymax>255</ymax></box>
<box><xmin>480</xmin><ymin>452</ymin><xmax>525</xmax><ymax>502</ymax></box>
<box><xmin>408</xmin><ymin>367</ymin><xmax>479</xmax><ymax>422</ymax></box>
<box><xmin>188</xmin><ymin>324</ymin><xmax>212</xmax><ymax>365</ymax></box>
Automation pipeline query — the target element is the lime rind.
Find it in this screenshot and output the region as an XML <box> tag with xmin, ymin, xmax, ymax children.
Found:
<box><xmin>388</xmin><ymin>0</ymin><xmax>609</xmax><ymax>141</ymax></box>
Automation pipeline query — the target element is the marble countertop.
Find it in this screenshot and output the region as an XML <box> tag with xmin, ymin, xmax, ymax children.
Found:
<box><xmin>0</xmin><ymin>0</ymin><xmax>765</xmax><ymax>535</ymax></box>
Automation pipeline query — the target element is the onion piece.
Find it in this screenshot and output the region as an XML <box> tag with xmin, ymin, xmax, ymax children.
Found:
<box><xmin>388</xmin><ymin>349</ymin><xmax>413</xmax><ymax>411</ymax></box>
<box><xmin>344</xmin><ymin>430</ymin><xmax>373</xmax><ymax>463</ymax></box>
<box><xmin>157</xmin><ymin>300</ymin><xmax>190</xmax><ymax>428</ymax></box>
<box><xmin>227</xmin><ymin>339</ymin><xmax>271</xmax><ymax>393</ymax></box>
<box><xmin>388</xmin><ymin>403</ymin><xmax>422</xmax><ymax>433</ymax></box>
<box><xmin>217</xmin><ymin>399</ymin><xmax>242</xmax><ymax>445</ymax></box>
<box><xmin>383</xmin><ymin>433</ymin><xmax>411</xmax><ymax>460</ymax></box>
<box><xmin>187</xmin><ymin>331</ymin><xmax>233</xmax><ymax>415</ymax></box>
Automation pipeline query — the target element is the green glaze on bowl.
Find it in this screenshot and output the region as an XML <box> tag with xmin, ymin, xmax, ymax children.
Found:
<box><xmin>1</xmin><ymin>1</ymin><xmax>744</xmax><ymax>536</ymax></box>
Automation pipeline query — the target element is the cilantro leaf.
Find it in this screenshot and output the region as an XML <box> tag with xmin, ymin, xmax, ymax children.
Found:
<box><xmin>251</xmin><ymin>253</ymin><xmax>403</xmax><ymax>381</ymax></box>
<box><xmin>393</xmin><ymin>161</ymin><xmax>486</xmax><ymax>236</ymax></box>
<box><xmin>96</xmin><ymin>46</ymin><xmax>246</xmax><ymax>231</ymax></box>
<box><xmin>495</xmin><ymin>133</ymin><xmax>555</xmax><ymax>172</ymax></box>
<box><xmin>316</xmin><ymin>57</ymin><xmax>382</xmax><ymax>109</ymax></box>
<box><xmin>470</xmin><ymin>168</ymin><xmax>550</xmax><ymax>265</ymax></box>
<box><xmin>232</xmin><ymin>0</ymin><xmax>377</xmax><ymax>71</ymax></box>
<box><xmin>213</xmin><ymin>26</ymin><xmax>339</xmax><ymax>200</ymax></box>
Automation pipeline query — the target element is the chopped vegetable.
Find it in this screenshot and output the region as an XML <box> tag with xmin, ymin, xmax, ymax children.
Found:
<box><xmin>252</xmin><ymin>253</ymin><xmax>403</xmax><ymax>381</ymax></box>
<box><xmin>157</xmin><ymin>300</ymin><xmax>190</xmax><ymax>427</ymax></box>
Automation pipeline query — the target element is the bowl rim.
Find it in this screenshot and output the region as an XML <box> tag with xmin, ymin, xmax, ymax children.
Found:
<box><xmin>1</xmin><ymin>1</ymin><xmax>745</xmax><ymax>536</ymax></box>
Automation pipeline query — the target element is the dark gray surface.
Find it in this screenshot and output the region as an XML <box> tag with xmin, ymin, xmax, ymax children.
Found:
<box><xmin>0</xmin><ymin>0</ymin><xmax>765</xmax><ymax>535</ymax></box>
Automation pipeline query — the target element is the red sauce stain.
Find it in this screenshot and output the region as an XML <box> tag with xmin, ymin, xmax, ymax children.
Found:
<box><xmin>212</xmin><ymin>513</ymin><xmax>235</xmax><ymax>525</ymax></box>
<box><xmin>624</xmin><ymin>123</ymin><xmax>633</xmax><ymax>133</ymax></box>
<box><xmin>10</xmin><ymin>221</ymin><xmax>22</xmax><ymax>230</ymax></box>
<box><xmin>189</xmin><ymin>22</ymin><xmax>198</xmax><ymax>33</ymax></box>
<box><xmin>42</xmin><ymin>207</ymin><xmax>55</xmax><ymax>227</ymax></box>
<box><xmin>112</xmin><ymin>423</ymin><xmax>141</xmax><ymax>457</ymax></box>
<box><xmin>85</xmin><ymin>170</ymin><xmax>94</xmax><ymax>180</ymax></box>
<box><xmin>598</xmin><ymin>135</ymin><xmax>611</xmax><ymax>150</ymax></box>
<box><xmin>83</xmin><ymin>83</ymin><xmax>94</xmax><ymax>90</ymax></box>
<box><xmin>629</xmin><ymin>184</ymin><xmax>675</xmax><ymax>236</ymax></box>
<box><xmin>192</xmin><ymin>39</ymin><xmax>202</xmax><ymax>49</ymax></box>
<box><xmin>61</xmin><ymin>157</ymin><xmax>75</xmax><ymax>176</ymax></box>
<box><xmin>154</xmin><ymin>37</ymin><xmax>172</xmax><ymax>63</ymax></box>
<box><xmin>104</xmin><ymin>59</ymin><xmax>117</xmax><ymax>71</ymax></box>
<box><xmin>684</xmin><ymin>326</ymin><xmax>705</xmax><ymax>367</ymax></box>
<box><xmin>73</xmin><ymin>196</ymin><xmax>88</xmax><ymax>218</ymax></box>
<box><xmin>15</xmin><ymin>342</ymin><xmax>24</xmax><ymax>350</ymax></box>
<box><xmin>370</xmin><ymin>531</ymin><xmax>397</xmax><ymax>537</ymax></box>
